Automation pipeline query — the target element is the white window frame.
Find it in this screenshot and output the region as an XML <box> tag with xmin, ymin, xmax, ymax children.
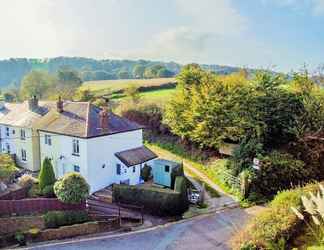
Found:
<box><xmin>21</xmin><ymin>149</ymin><xmax>27</xmax><ymax>161</ymax></box>
<box><xmin>72</xmin><ymin>139</ymin><xmax>80</xmax><ymax>155</ymax></box>
<box><xmin>20</xmin><ymin>129</ymin><xmax>26</xmax><ymax>140</ymax></box>
<box><xmin>6</xmin><ymin>143</ymin><xmax>10</xmax><ymax>154</ymax></box>
<box><xmin>45</xmin><ymin>134</ymin><xmax>52</xmax><ymax>145</ymax></box>
<box><xmin>5</xmin><ymin>127</ymin><xmax>9</xmax><ymax>137</ymax></box>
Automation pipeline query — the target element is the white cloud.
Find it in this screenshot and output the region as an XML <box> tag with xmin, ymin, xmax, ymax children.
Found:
<box><xmin>263</xmin><ymin>0</ymin><xmax>324</xmax><ymax>15</ymax></box>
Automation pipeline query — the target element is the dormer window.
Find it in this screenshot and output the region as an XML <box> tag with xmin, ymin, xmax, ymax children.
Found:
<box><xmin>20</xmin><ymin>129</ymin><xmax>26</xmax><ymax>140</ymax></box>
<box><xmin>72</xmin><ymin>139</ymin><xmax>80</xmax><ymax>156</ymax></box>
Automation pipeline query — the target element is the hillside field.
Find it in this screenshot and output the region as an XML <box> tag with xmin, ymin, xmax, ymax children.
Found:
<box><xmin>81</xmin><ymin>77</ymin><xmax>176</xmax><ymax>93</ymax></box>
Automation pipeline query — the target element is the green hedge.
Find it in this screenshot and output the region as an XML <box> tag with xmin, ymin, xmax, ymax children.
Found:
<box><xmin>44</xmin><ymin>210</ymin><xmax>89</xmax><ymax>228</ymax></box>
<box><xmin>113</xmin><ymin>183</ymin><xmax>188</xmax><ymax>216</ymax></box>
<box><xmin>233</xmin><ymin>182</ymin><xmax>323</xmax><ymax>249</ymax></box>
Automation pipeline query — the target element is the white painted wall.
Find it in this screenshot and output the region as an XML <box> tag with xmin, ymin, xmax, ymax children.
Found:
<box><xmin>86</xmin><ymin>129</ymin><xmax>143</xmax><ymax>192</ymax></box>
<box><xmin>39</xmin><ymin>131</ymin><xmax>88</xmax><ymax>182</ymax></box>
<box><xmin>0</xmin><ymin>125</ymin><xmax>36</xmax><ymax>171</ymax></box>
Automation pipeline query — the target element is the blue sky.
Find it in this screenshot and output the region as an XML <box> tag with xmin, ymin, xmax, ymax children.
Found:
<box><xmin>0</xmin><ymin>0</ymin><xmax>323</xmax><ymax>72</ymax></box>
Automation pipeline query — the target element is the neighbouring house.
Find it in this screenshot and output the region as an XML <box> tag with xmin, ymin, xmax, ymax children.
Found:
<box><xmin>0</xmin><ymin>96</ymin><xmax>157</xmax><ymax>193</ymax></box>
<box><xmin>152</xmin><ymin>159</ymin><xmax>181</xmax><ymax>187</ymax></box>
<box><xmin>0</xmin><ymin>97</ymin><xmax>54</xmax><ymax>171</ymax></box>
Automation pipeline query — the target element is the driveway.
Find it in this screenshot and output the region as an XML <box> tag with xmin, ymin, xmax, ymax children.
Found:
<box><xmin>27</xmin><ymin>207</ymin><xmax>253</xmax><ymax>250</ymax></box>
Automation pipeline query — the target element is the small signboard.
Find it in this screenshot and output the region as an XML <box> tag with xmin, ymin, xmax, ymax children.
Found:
<box><xmin>252</xmin><ymin>158</ymin><xmax>260</xmax><ymax>170</ymax></box>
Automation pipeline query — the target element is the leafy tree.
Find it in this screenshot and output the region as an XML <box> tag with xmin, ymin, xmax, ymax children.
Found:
<box><xmin>20</xmin><ymin>70</ymin><xmax>55</xmax><ymax>99</ymax></box>
<box><xmin>39</xmin><ymin>158</ymin><xmax>56</xmax><ymax>191</ymax></box>
<box><xmin>54</xmin><ymin>172</ymin><xmax>89</xmax><ymax>204</ymax></box>
<box><xmin>157</xmin><ymin>67</ymin><xmax>174</xmax><ymax>78</ymax></box>
<box><xmin>117</xmin><ymin>70</ymin><xmax>130</xmax><ymax>79</ymax></box>
<box><xmin>132</xmin><ymin>65</ymin><xmax>145</xmax><ymax>78</ymax></box>
<box><xmin>74</xmin><ymin>88</ymin><xmax>94</xmax><ymax>102</ymax></box>
<box><xmin>124</xmin><ymin>84</ymin><xmax>141</xmax><ymax>104</ymax></box>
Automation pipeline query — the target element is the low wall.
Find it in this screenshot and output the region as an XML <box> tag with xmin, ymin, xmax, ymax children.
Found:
<box><xmin>0</xmin><ymin>198</ymin><xmax>86</xmax><ymax>216</ymax></box>
<box><xmin>38</xmin><ymin>220</ymin><xmax>119</xmax><ymax>241</ymax></box>
<box><xmin>0</xmin><ymin>215</ymin><xmax>44</xmax><ymax>235</ymax></box>
<box><xmin>0</xmin><ymin>186</ymin><xmax>28</xmax><ymax>200</ymax></box>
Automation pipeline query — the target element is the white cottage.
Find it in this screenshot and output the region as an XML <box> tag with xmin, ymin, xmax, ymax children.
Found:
<box><xmin>36</xmin><ymin>98</ymin><xmax>157</xmax><ymax>192</ymax></box>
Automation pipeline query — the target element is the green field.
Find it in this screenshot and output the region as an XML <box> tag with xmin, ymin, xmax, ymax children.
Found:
<box><xmin>81</xmin><ymin>77</ymin><xmax>176</xmax><ymax>93</ymax></box>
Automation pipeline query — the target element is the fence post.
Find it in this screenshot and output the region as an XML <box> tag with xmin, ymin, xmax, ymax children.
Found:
<box><xmin>240</xmin><ymin>172</ymin><xmax>249</xmax><ymax>199</ymax></box>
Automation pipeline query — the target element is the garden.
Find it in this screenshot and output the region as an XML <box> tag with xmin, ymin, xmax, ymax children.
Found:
<box><xmin>0</xmin><ymin>157</ymin><xmax>118</xmax><ymax>248</ymax></box>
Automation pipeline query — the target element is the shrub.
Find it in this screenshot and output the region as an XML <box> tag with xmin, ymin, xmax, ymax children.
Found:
<box><xmin>232</xmin><ymin>182</ymin><xmax>322</xmax><ymax>249</ymax></box>
<box><xmin>140</xmin><ymin>164</ymin><xmax>152</xmax><ymax>182</ymax></box>
<box><xmin>113</xmin><ymin>184</ymin><xmax>189</xmax><ymax>216</ymax></box>
<box><xmin>174</xmin><ymin>176</ymin><xmax>189</xmax><ymax>207</ymax></box>
<box><xmin>170</xmin><ymin>164</ymin><xmax>184</xmax><ymax>189</ymax></box>
<box><xmin>44</xmin><ymin>210</ymin><xmax>89</xmax><ymax>228</ymax></box>
<box><xmin>250</xmin><ymin>151</ymin><xmax>311</xmax><ymax>197</ymax></box>
<box><xmin>54</xmin><ymin>173</ymin><xmax>89</xmax><ymax>204</ymax></box>
<box><xmin>39</xmin><ymin>158</ymin><xmax>56</xmax><ymax>191</ymax></box>
<box><xmin>15</xmin><ymin>231</ymin><xmax>26</xmax><ymax>246</ymax></box>
<box><xmin>18</xmin><ymin>174</ymin><xmax>37</xmax><ymax>188</ymax></box>
<box><xmin>0</xmin><ymin>154</ymin><xmax>18</xmax><ymax>182</ymax></box>
<box><xmin>42</xmin><ymin>184</ymin><xmax>55</xmax><ymax>198</ymax></box>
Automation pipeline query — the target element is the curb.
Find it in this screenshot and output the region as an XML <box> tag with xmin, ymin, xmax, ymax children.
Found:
<box><xmin>21</xmin><ymin>203</ymin><xmax>240</xmax><ymax>249</ymax></box>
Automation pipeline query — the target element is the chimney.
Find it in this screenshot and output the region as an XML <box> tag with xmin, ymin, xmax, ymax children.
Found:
<box><xmin>28</xmin><ymin>96</ymin><xmax>39</xmax><ymax>112</ymax></box>
<box><xmin>57</xmin><ymin>96</ymin><xmax>64</xmax><ymax>113</ymax></box>
<box><xmin>99</xmin><ymin>100</ymin><xmax>109</xmax><ymax>131</ymax></box>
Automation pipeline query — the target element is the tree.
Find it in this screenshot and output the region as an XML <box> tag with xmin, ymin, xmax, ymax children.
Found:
<box><xmin>117</xmin><ymin>70</ymin><xmax>130</xmax><ymax>79</ymax></box>
<box><xmin>124</xmin><ymin>84</ymin><xmax>141</xmax><ymax>104</ymax></box>
<box><xmin>132</xmin><ymin>65</ymin><xmax>146</xmax><ymax>78</ymax></box>
<box><xmin>39</xmin><ymin>158</ymin><xmax>56</xmax><ymax>191</ymax></box>
<box><xmin>74</xmin><ymin>88</ymin><xmax>94</xmax><ymax>102</ymax></box>
<box><xmin>157</xmin><ymin>67</ymin><xmax>174</xmax><ymax>78</ymax></box>
<box><xmin>52</xmin><ymin>66</ymin><xmax>83</xmax><ymax>99</ymax></box>
<box><xmin>54</xmin><ymin>173</ymin><xmax>90</xmax><ymax>204</ymax></box>
<box><xmin>20</xmin><ymin>70</ymin><xmax>55</xmax><ymax>99</ymax></box>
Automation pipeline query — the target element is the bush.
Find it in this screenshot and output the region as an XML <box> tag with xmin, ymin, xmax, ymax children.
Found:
<box><xmin>54</xmin><ymin>173</ymin><xmax>89</xmax><ymax>204</ymax></box>
<box><xmin>42</xmin><ymin>184</ymin><xmax>55</xmax><ymax>198</ymax></box>
<box><xmin>174</xmin><ymin>176</ymin><xmax>189</xmax><ymax>207</ymax></box>
<box><xmin>113</xmin><ymin>184</ymin><xmax>189</xmax><ymax>216</ymax></box>
<box><xmin>44</xmin><ymin>210</ymin><xmax>89</xmax><ymax>228</ymax></box>
<box><xmin>232</xmin><ymin>182</ymin><xmax>322</xmax><ymax>249</ymax></box>
<box><xmin>0</xmin><ymin>154</ymin><xmax>18</xmax><ymax>182</ymax></box>
<box><xmin>39</xmin><ymin>158</ymin><xmax>56</xmax><ymax>191</ymax></box>
<box><xmin>250</xmin><ymin>151</ymin><xmax>311</xmax><ymax>197</ymax></box>
<box><xmin>170</xmin><ymin>164</ymin><xmax>184</xmax><ymax>189</ymax></box>
<box><xmin>18</xmin><ymin>174</ymin><xmax>37</xmax><ymax>188</ymax></box>
<box><xmin>140</xmin><ymin>164</ymin><xmax>152</xmax><ymax>182</ymax></box>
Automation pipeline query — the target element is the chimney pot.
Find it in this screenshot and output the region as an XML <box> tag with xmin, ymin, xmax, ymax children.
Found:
<box><xmin>57</xmin><ymin>96</ymin><xmax>64</xmax><ymax>113</ymax></box>
<box><xmin>28</xmin><ymin>96</ymin><xmax>39</xmax><ymax>112</ymax></box>
<box><xmin>99</xmin><ymin>106</ymin><xmax>109</xmax><ymax>131</ymax></box>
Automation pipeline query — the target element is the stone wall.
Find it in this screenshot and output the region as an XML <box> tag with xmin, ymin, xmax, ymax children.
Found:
<box><xmin>38</xmin><ymin>220</ymin><xmax>119</xmax><ymax>241</ymax></box>
<box><xmin>0</xmin><ymin>216</ymin><xmax>44</xmax><ymax>235</ymax></box>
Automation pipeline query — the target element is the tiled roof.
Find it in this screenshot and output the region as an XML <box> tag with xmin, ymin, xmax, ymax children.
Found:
<box><xmin>0</xmin><ymin>101</ymin><xmax>54</xmax><ymax>128</ymax></box>
<box><xmin>37</xmin><ymin>102</ymin><xmax>143</xmax><ymax>138</ymax></box>
<box><xmin>115</xmin><ymin>146</ymin><xmax>157</xmax><ymax>167</ymax></box>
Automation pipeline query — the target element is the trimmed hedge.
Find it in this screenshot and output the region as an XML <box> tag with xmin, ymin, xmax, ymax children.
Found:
<box><xmin>232</xmin><ymin>182</ymin><xmax>323</xmax><ymax>249</ymax></box>
<box><xmin>113</xmin><ymin>183</ymin><xmax>189</xmax><ymax>216</ymax></box>
<box><xmin>44</xmin><ymin>210</ymin><xmax>89</xmax><ymax>228</ymax></box>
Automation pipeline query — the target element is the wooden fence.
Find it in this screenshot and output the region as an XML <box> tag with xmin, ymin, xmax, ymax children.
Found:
<box><xmin>0</xmin><ymin>198</ymin><xmax>86</xmax><ymax>216</ymax></box>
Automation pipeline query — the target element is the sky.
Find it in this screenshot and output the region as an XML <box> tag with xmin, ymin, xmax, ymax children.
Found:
<box><xmin>0</xmin><ymin>0</ymin><xmax>323</xmax><ymax>72</ymax></box>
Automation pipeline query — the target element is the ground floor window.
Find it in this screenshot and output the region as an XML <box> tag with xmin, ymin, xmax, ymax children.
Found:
<box><xmin>6</xmin><ymin>143</ymin><xmax>10</xmax><ymax>154</ymax></box>
<box><xmin>74</xmin><ymin>165</ymin><xmax>80</xmax><ymax>172</ymax></box>
<box><xmin>116</xmin><ymin>164</ymin><xmax>121</xmax><ymax>175</ymax></box>
<box><xmin>21</xmin><ymin>149</ymin><xmax>27</xmax><ymax>161</ymax></box>
<box><xmin>132</xmin><ymin>166</ymin><xmax>136</xmax><ymax>173</ymax></box>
